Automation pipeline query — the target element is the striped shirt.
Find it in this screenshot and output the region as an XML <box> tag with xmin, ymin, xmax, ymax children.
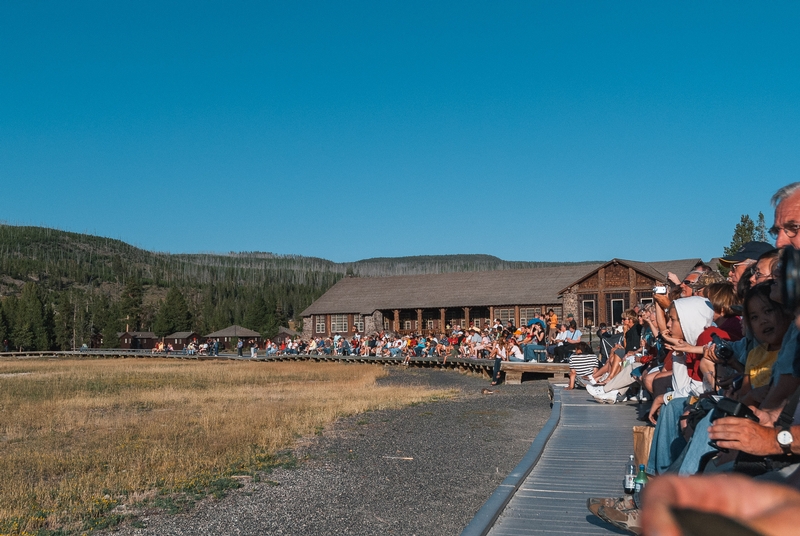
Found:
<box><xmin>569</xmin><ymin>353</ymin><xmax>599</xmax><ymax>377</ymax></box>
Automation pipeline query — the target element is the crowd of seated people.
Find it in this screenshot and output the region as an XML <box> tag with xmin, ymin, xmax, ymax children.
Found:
<box><xmin>578</xmin><ymin>182</ymin><xmax>800</xmax><ymax>535</ymax></box>
<box><xmin>301</xmin><ymin>318</ymin><xmax>558</xmax><ymax>366</ymax></box>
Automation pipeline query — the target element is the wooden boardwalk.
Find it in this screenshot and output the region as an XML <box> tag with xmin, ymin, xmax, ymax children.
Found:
<box><xmin>465</xmin><ymin>386</ymin><xmax>642</xmax><ymax>536</ymax></box>
<box><xmin>0</xmin><ymin>350</ymin><xmax>569</xmax><ymax>382</ymax></box>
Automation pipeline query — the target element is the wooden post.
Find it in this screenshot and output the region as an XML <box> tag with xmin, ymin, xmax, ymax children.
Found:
<box><xmin>629</xmin><ymin>267</ymin><xmax>637</xmax><ymax>308</ymax></box>
<box><xmin>416</xmin><ymin>309</ymin><xmax>423</xmax><ymax>333</ymax></box>
<box><xmin>598</xmin><ymin>267</ymin><xmax>606</xmax><ymax>325</ymax></box>
<box><xmin>463</xmin><ymin>307</ymin><xmax>470</xmax><ymax>328</ymax></box>
<box><xmin>393</xmin><ymin>310</ymin><xmax>400</xmax><ymax>332</ymax></box>
<box><xmin>440</xmin><ymin>308</ymin><xmax>446</xmax><ymax>332</ymax></box>
<box><xmin>489</xmin><ymin>306</ymin><xmax>495</xmax><ymax>324</ymax></box>
<box><xmin>514</xmin><ymin>305</ymin><xmax>520</xmax><ymax>329</ymax></box>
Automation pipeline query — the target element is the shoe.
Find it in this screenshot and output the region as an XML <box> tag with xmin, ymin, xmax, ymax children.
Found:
<box><xmin>586</xmin><ymin>496</ymin><xmax>635</xmax><ymax>518</ymax></box>
<box><xmin>586</xmin><ymin>384</ymin><xmax>604</xmax><ymax>397</ymax></box>
<box><xmin>597</xmin><ymin>505</ymin><xmax>642</xmax><ymax>534</ymax></box>
<box><xmin>593</xmin><ymin>389</ymin><xmax>619</xmax><ymax>404</ymax></box>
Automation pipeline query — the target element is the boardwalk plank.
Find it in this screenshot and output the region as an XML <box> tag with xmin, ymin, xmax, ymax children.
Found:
<box><xmin>487</xmin><ymin>388</ymin><xmax>641</xmax><ymax>536</ymax></box>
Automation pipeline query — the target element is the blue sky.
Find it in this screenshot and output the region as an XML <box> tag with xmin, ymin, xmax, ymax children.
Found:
<box><xmin>2</xmin><ymin>1</ymin><xmax>798</xmax><ymax>263</ymax></box>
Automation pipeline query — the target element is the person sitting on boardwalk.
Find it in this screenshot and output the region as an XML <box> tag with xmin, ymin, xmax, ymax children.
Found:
<box><xmin>580</xmin><ymin>310</ymin><xmax>641</xmax><ymax>392</ymax></box>
<box><xmin>566</xmin><ymin>342</ymin><xmax>598</xmax><ymax>390</ymax></box>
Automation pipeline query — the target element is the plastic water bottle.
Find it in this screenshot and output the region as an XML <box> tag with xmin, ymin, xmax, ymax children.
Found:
<box><xmin>623</xmin><ymin>455</ymin><xmax>636</xmax><ymax>494</ymax></box>
<box><xmin>634</xmin><ymin>464</ymin><xmax>648</xmax><ymax>493</ymax></box>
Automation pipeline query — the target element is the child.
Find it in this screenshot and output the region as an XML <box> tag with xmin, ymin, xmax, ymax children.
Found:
<box><xmin>734</xmin><ymin>283</ymin><xmax>792</xmax><ymax>404</ymax></box>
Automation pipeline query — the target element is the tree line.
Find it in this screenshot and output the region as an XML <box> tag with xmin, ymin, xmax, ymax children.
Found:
<box><xmin>0</xmin><ymin>224</ymin><xmax>602</xmax><ymax>351</ymax></box>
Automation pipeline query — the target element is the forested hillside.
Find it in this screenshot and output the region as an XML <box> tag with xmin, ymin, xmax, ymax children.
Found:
<box><xmin>0</xmin><ymin>224</ymin><xmax>598</xmax><ymax>350</ymax></box>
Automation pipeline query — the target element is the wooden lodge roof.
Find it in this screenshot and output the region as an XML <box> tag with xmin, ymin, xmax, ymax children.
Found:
<box><xmin>116</xmin><ymin>331</ymin><xmax>157</xmax><ymax>339</ymax></box>
<box><xmin>558</xmin><ymin>258</ymin><xmax>703</xmax><ymax>294</ymax></box>
<box><xmin>277</xmin><ymin>326</ymin><xmax>299</xmax><ymax>337</ymax></box>
<box><xmin>204</xmin><ymin>325</ymin><xmax>261</xmax><ymax>338</ymax></box>
<box><xmin>300</xmin><ymin>264</ymin><xmax>604</xmax><ymax>316</ymax></box>
<box><xmin>165</xmin><ymin>332</ymin><xmax>199</xmax><ymax>340</ymax></box>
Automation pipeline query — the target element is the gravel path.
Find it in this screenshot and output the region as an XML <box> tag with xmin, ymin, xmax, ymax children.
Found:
<box><xmin>104</xmin><ymin>368</ymin><xmax>552</xmax><ymax>536</ymax></box>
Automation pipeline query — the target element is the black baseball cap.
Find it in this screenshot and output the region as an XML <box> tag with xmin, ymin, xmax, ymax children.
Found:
<box><xmin>719</xmin><ymin>241</ymin><xmax>774</xmax><ymax>266</ymax></box>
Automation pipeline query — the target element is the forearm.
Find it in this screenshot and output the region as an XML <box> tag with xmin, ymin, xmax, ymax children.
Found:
<box><xmin>762</xmin><ymin>375</ymin><xmax>800</xmax><ymax>411</ymax></box>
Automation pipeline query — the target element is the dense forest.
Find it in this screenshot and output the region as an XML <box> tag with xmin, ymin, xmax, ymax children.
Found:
<box><xmin>0</xmin><ymin>224</ymin><xmax>599</xmax><ymax>350</ymax></box>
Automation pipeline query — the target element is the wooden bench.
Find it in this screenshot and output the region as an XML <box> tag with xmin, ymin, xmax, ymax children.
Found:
<box><xmin>500</xmin><ymin>362</ymin><xmax>569</xmax><ymax>384</ymax></box>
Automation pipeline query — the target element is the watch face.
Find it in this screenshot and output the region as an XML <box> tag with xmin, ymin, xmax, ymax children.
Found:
<box><xmin>778</xmin><ymin>430</ymin><xmax>794</xmax><ymax>446</ymax></box>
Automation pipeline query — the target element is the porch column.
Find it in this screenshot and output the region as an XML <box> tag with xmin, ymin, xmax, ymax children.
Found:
<box><xmin>629</xmin><ymin>267</ymin><xmax>637</xmax><ymax>308</ymax></box>
<box><xmin>393</xmin><ymin>309</ymin><xmax>400</xmax><ymax>332</ymax></box>
<box><xmin>489</xmin><ymin>306</ymin><xmax>495</xmax><ymax>323</ymax></box>
<box><xmin>463</xmin><ymin>307</ymin><xmax>470</xmax><ymax>327</ymax></box>
<box><xmin>416</xmin><ymin>309</ymin><xmax>423</xmax><ymax>332</ymax></box>
<box><xmin>325</xmin><ymin>314</ymin><xmax>331</xmax><ymax>336</ymax></box>
<box><xmin>440</xmin><ymin>308</ymin><xmax>446</xmax><ymax>331</ymax></box>
<box><xmin>514</xmin><ymin>305</ymin><xmax>520</xmax><ymax>328</ymax></box>
<box><xmin>598</xmin><ymin>267</ymin><xmax>607</xmax><ymax>325</ymax></box>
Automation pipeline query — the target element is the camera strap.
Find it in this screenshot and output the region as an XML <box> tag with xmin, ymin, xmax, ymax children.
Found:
<box><xmin>774</xmin><ymin>385</ymin><xmax>800</xmax><ymax>430</ymax></box>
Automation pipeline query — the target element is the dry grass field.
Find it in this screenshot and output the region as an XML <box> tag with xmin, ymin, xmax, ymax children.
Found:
<box><xmin>0</xmin><ymin>358</ymin><xmax>452</xmax><ymax>535</ymax></box>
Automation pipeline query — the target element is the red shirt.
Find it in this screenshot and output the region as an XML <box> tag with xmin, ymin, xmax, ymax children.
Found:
<box><xmin>685</xmin><ymin>327</ymin><xmax>730</xmax><ymax>382</ymax></box>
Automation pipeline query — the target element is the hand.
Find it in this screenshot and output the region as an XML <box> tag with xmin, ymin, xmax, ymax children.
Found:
<box><xmin>707</xmin><ymin>416</ymin><xmax>781</xmax><ymax>456</ymax></box>
<box><xmin>703</xmin><ymin>343</ymin><xmax>723</xmax><ymax>364</ymax></box>
<box><xmin>654</xmin><ymin>293</ymin><xmax>672</xmax><ymax>310</ymax></box>
<box><xmin>661</xmin><ymin>330</ymin><xmax>683</xmax><ymax>344</ymax></box>
<box><xmin>642</xmin><ymin>474</ymin><xmax>800</xmax><ymax>536</ymax></box>
<box><xmin>753</xmin><ymin>405</ymin><xmax>783</xmax><ymax>426</ymax></box>
<box><xmin>665</xmin><ymin>340</ymin><xmax>703</xmax><ymax>354</ymax></box>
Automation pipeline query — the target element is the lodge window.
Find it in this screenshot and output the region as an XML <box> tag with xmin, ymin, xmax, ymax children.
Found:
<box><xmin>606</xmin><ymin>293</ymin><xmax>628</xmax><ymax>325</ymax></box>
<box><xmin>316</xmin><ymin>316</ymin><xmax>326</xmax><ymax>334</ymax></box>
<box><xmin>426</xmin><ymin>320</ymin><xmax>434</xmax><ymax>330</ymax></box>
<box><xmin>579</xmin><ymin>294</ymin><xmax>597</xmax><ymax>328</ymax></box>
<box><xmin>581</xmin><ymin>300</ymin><xmax>596</xmax><ymax>328</ymax></box>
<box><xmin>496</xmin><ymin>308</ymin><xmax>515</xmax><ymax>325</ymax></box>
<box><xmin>353</xmin><ymin>314</ymin><xmax>364</xmax><ymax>333</ymax></box>
<box><xmin>403</xmin><ymin>320</ymin><xmax>412</xmax><ymax>330</ymax></box>
<box><xmin>445</xmin><ymin>310</ymin><xmax>464</xmax><ymax>329</ymax></box>
<box><xmin>330</xmin><ymin>314</ymin><xmax>348</xmax><ymax>333</ymax></box>
<box><xmin>637</xmin><ymin>291</ymin><xmax>654</xmax><ymax>306</ymax></box>
<box><xmin>519</xmin><ymin>308</ymin><xmax>538</xmax><ymax>327</ymax></box>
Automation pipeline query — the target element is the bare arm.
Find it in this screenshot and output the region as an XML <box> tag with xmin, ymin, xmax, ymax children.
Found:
<box><xmin>761</xmin><ymin>374</ymin><xmax>800</xmax><ymax>411</ymax></box>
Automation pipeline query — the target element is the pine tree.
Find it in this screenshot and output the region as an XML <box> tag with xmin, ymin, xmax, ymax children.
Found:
<box><xmin>119</xmin><ymin>279</ymin><xmax>144</xmax><ymax>331</ymax></box>
<box><xmin>755</xmin><ymin>212</ymin><xmax>768</xmax><ymax>243</ymax></box>
<box><xmin>54</xmin><ymin>293</ymin><xmax>75</xmax><ymax>350</ymax></box>
<box><xmin>243</xmin><ymin>295</ymin><xmax>270</xmax><ymax>333</ymax></box>
<box><xmin>724</xmin><ymin>215</ymin><xmax>756</xmax><ymax>256</ymax></box>
<box><xmin>12</xmin><ymin>283</ymin><xmax>53</xmax><ymax>350</ymax></box>
<box><xmin>0</xmin><ymin>304</ymin><xmax>9</xmax><ymax>349</ymax></box>
<box><xmin>153</xmin><ymin>287</ymin><xmax>192</xmax><ymax>337</ymax></box>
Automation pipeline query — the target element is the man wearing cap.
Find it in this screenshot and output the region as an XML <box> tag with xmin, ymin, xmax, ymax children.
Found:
<box><xmin>719</xmin><ymin>241</ymin><xmax>774</xmax><ymax>287</ymax></box>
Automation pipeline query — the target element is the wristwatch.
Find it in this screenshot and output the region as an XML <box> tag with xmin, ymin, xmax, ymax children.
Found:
<box><xmin>777</xmin><ymin>427</ymin><xmax>794</xmax><ymax>456</ymax></box>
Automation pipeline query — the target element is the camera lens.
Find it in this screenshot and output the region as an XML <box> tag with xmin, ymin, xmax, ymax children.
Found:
<box><xmin>781</xmin><ymin>246</ymin><xmax>800</xmax><ymax>312</ymax></box>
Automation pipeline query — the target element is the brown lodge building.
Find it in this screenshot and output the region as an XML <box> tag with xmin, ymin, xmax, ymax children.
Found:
<box><xmin>300</xmin><ymin>258</ymin><xmax>702</xmax><ymax>339</ymax></box>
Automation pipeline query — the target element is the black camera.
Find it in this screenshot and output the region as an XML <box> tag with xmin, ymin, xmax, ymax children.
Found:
<box><xmin>781</xmin><ymin>246</ymin><xmax>800</xmax><ymax>312</ymax></box>
<box><xmin>708</xmin><ymin>397</ymin><xmax>760</xmax><ymax>451</ymax></box>
<box><xmin>710</xmin><ymin>333</ymin><xmax>734</xmax><ymax>363</ymax></box>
